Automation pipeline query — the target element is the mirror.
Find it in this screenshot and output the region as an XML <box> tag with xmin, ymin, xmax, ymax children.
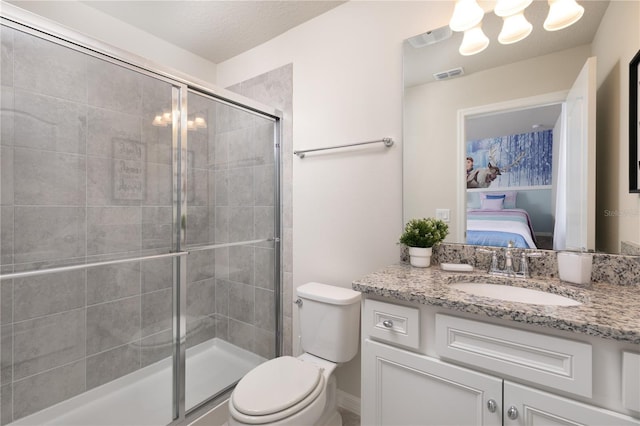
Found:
<box><xmin>403</xmin><ymin>0</ymin><xmax>639</xmax><ymax>255</ymax></box>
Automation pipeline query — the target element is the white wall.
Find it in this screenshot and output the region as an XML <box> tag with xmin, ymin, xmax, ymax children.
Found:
<box><xmin>216</xmin><ymin>1</ymin><xmax>454</xmax><ymax>398</ymax></box>
<box><xmin>2</xmin><ymin>0</ymin><xmax>217</xmax><ymax>85</ymax></box>
<box><xmin>592</xmin><ymin>0</ymin><xmax>640</xmax><ymax>253</ymax></box>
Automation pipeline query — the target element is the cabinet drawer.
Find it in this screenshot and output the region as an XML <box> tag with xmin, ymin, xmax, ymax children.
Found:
<box><xmin>436</xmin><ymin>314</ymin><xmax>592</xmax><ymax>398</ymax></box>
<box><xmin>363</xmin><ymin>299</ymin><xmax>420</xmax><ymax>350</ymax></box>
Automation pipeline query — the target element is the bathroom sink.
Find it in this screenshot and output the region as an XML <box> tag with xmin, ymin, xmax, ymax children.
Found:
<box><xmin>450</xmin><ymin>283</ymin><xmax>582</xmax><ymax>306</ymax></box>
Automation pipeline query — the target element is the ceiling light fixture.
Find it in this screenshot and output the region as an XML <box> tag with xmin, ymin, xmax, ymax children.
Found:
<box><xmin>448</xmin><ymin>0</ymin><xmax>584</xmax><ymax>55</ymax></box>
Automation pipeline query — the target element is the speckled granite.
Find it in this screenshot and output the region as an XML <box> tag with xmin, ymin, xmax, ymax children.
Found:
<box><xmin>621</xmin><ymin>241</ymin><xmax>640</xmax><ymax>256</ymax></box>
<box><xmin>400</xmin><ymin>243</ymin><xmax>640</xmax><ymax>286</ymax></box>
<box><xmin>352</xmin><ymin>263</ymin><xmax>640</xmax><ymax>344</ymax></box>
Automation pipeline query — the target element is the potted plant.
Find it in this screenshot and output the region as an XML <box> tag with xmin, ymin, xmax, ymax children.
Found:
<box><xmin>399</xmin><ymin>217</ymin><xmax>449</xmax><ymax>267</ymax></box>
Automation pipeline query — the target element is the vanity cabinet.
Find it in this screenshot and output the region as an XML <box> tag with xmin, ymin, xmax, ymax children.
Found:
<box><xmin>361</xmin><ymin>297</ymin><xmax>640</xmax><ymax>426</ymax></box>
<box><xmin>362</xmin><ymin>338</ymin><xmax>502</xmax><ymax>426</ymax></box>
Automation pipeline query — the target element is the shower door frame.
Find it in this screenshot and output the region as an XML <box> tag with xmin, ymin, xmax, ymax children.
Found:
<box><xmin>0</xmin><ymin>4</ymin><xmax>283</xmax><ymax>424</ymax></box>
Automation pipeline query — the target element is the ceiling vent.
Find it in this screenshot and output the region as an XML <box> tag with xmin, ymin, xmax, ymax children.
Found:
<box><xmin>433</xmin><ymin>67</ymin><xmax>465</xmax><ymax>81</ymax></box>
<box><xmin>407</xmin><ymin>26</ymin><xmax>453</xmax><ymax>48</ymax></box>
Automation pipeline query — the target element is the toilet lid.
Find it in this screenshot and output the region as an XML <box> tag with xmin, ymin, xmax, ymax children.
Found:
<box><xmin>232</xmin><ymin>356</ymin><xmax>322</xmax><ymax>416</ymax></box>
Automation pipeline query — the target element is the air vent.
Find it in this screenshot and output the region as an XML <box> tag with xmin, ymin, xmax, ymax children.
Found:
<box><xmin>407</xmin><ymin>26</ymin><xmax>452</xmax><ymax>48</ymax></box>
<box><xmin>433</xmin><ymin>67</ymin><xmax>465</xmax><ymax>81</ymax></box>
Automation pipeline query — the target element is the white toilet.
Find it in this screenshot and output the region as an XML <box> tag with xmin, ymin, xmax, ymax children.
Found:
<box><xmin>228</xmin><ymin>282</ymin><xmax>361</xmax><ymax>426</ymax></box>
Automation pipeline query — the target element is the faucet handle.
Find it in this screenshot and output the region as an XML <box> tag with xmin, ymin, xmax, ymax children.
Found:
<box><xmin>507</xmin><ymin>240</ymin><xmax>515</xmax><ymax>248</ymax></box>
<box><xmin>518</xmin><ymin>251</ymin><xmax>542</xmax><ymax>278</ymax></box>
<box><xmin>477</xmin><ymin>248</ymin><xmax>498</xmax><ymax>272</ymax></box>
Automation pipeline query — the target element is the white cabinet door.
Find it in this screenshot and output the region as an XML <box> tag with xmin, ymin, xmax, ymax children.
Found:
<box><xmin>362</xmin><ymin>339</ymin><xmax>503</xmax><ymax>426</ymax></box>
<box><xmin>504</xmin><ymin>381</ymin><xmax>640</xmax><ymax>426</ymax></box>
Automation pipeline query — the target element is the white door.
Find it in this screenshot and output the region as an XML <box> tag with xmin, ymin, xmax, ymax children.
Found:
<box><xmin>561</xmin><ymin>57</ymin><xmax>597</xmax><ymax>251</ymax></box>
<box><xmin>362</xmin><ymin>339</ymin><xmax>503</xmax><ymax>426</ymax></box>
<box><xmin>504</xmin><ymin>381</ymin><xmax>640</xmax><ymax>426</ymax></box>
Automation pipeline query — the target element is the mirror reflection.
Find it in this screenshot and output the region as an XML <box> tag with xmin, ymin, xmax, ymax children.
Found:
<box><xmin>403</xmin><ymin>0</ymin><xmax>640</xmax><ymax>255</ymax></box>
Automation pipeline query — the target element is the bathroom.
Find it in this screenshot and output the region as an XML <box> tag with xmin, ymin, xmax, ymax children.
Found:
<box><xmin>1</xmin><ymin>0</ymin><xmax>639</xmax><ymax>425</ymax></box>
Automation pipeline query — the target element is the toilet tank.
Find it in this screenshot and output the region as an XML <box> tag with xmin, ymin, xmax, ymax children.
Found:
<box><xmin>296</xmin><ymin>282</ymin><xmax>361</xmax><ymax>363</ymax></box>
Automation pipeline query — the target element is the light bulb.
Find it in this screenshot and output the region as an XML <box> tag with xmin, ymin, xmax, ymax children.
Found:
<box><xmin>544</xmin><ymin>0</ymin><xmax>584</xmax><ymax>31</ymax></box>
<box><xmin>494</xmin><ymin>0</ymin><xmax>533</xmax><ymax>17</ymax></box>
<box><xmin>459</xmin><ymin>23</ymin><xmax>490</xmax><ymax>56</ymax></box>
<box><xmin>498</xmin><ymin>11</ymin><xmax>533</xmax><ymax>44</ymax></box>
<box><xmin>450</xmin><ymin>0</ymin><xmax>484</xmax><ymax>32</ymax></box>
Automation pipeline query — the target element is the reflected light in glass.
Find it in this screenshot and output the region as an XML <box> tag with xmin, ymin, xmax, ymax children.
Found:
<box><xmin>459</xmin><ymin>24</ymin><xmax>490</xmax><ymax>56</ymax></box>
<box><xmin>449</xmin><ymin>0</ymin><xmax>484</xmax><ymax>32</ymax></box>
<box><xmin>152</xmin><ymin>115</ymin><xmax>167</xmax><ymax>127</ymax></box>
<box><xmin>194</xmin><ymin>116</ymin><xmax>207</xmax><ymax>129</ymax></box>
<box><xmin>544</xmin><ymin>0</ymin><xmax>584</xmax><ymax>31</ymax></box>
<box><xmin>498</xmin><ymin>12</ymin><xmax>533</xmax><ymax>44</ymax></box>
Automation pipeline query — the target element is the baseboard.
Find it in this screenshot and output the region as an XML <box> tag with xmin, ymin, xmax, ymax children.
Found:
<box><xmin>337</xmin><ymin>390</ymin><xmax>361</xmax><ymax>416</ymax></box>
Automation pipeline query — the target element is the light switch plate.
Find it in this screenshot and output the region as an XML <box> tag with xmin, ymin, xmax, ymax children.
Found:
<box><xmin>436</xmin><ymin>208</ymin><xmax>450</xmax><ymax>222</ymax></box>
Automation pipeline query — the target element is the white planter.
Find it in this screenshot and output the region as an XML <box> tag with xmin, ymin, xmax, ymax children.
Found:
<box><xmin>408</xmin><ymin>247</ymin><xmax>432</xmax><ymax>268</ymax></box>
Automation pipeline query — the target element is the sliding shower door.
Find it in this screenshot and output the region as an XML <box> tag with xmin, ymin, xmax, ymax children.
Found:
<box><xmin>1</xmin><ymin>13</ymin><xmax>281</xmax><ymax>425</ymax></box>
<box><xmin>0</xmin><ymin>24</ymin><xmax>179</xmax><ymax>425</ymax></box>
<box><xmin>182</xmin><ymin>91</ymin><xmax>278</xmax><ymax>411</ymax></box>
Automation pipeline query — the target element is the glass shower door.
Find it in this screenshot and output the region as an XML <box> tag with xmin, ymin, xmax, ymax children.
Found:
<box><xmin>182</xmin><ymin>91</ymin><xmax>279</xmax><ymax>411</ymax></box>
<box><xmin>0</xmin><ymin>24</ymin><xmax>178</xmax><ymax>425</ymax></box>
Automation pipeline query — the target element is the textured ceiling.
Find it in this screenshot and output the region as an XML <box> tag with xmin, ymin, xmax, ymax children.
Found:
<box><xmin>81</xmin><ymin>1</ymin><xmax>345</xmax><ymax>63</ymax></box>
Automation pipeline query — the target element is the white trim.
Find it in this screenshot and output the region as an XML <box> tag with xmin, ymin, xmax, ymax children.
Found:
<box><xmin>337</xmin><ymin>390</ymin><xmax>361</xmax><ymax>416</ymax></box>
<box><xmin>466</xmin><ymin>185</ymin><xmax>552</xmax><ymax>192</ymax></box>
<box><xmin>457</xmin><ymin>91</ymin><xmax>569</xmax><ymax>242</ymax></box>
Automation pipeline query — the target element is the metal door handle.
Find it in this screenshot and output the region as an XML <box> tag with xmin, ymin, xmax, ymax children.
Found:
<box><xmin>507</xmin><ymin>406</ymin><xmax>519</xmax><ymax>420</ymax></box>
<box><xmin>382</xmin><ymin>320</ymin><xmax>394</xmax><ymax>328</ymax></box>
<box><xmin>487</xmin><ymin>399</ymin><xmax>497</xmax><ymax>413</ymax></box>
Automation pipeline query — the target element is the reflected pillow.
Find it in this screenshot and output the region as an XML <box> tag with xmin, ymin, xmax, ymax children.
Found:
<box><xmin>482</xmin><ymin>191</ymin><xmax>517</xmax><ymax>209</ymax></box>
<box><xmin>481</xmin><ymin>197</ymin><xmax>504</xmax><ymax>210</ymax></box>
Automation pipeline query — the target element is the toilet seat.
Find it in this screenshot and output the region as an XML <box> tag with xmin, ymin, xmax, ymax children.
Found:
<box><xmin>229</xmin><ymin>356</ymin><xmax>326</xmax><ymax>424</ymax></box>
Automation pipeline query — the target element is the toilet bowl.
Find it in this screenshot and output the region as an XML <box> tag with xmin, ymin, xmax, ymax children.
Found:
<box><xmin>228</xmin><ymin>282</ymin><xmax>361</xmax><ymax>426</ymax></box>
<box><xmin>228</xmin><ymin>354</ymin><xmax>338</xmax><ymax>426</ymax></box>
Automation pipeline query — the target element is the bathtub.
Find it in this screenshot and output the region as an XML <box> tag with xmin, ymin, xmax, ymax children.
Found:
<box><xmin>10</xmin><ymin>338</ymin><xmax>265</xmax><ymax>426</ymax></box>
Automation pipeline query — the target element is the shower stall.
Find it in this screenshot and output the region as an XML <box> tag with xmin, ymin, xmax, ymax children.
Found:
<box><xmin>0</xmin><ymin>9</ymin><xmax>281</xmax><ymax>426</ymax></box>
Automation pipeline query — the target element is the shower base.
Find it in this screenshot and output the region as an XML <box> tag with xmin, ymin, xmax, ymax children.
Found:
<box><xmin>10</xmin><ymin>338</ymin><xmax>265</xmax><ymax>426</ymax></box>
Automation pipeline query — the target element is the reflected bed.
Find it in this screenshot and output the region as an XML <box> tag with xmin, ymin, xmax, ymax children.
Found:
<box><xmin>466</xmin><ymin>208</ymin><xmax>537</xmax><ymax>248</ymax></box>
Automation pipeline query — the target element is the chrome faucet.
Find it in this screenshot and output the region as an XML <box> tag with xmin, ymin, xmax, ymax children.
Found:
<box><xmin>478</xmin><ymin>242</ymin><xmax>541</xmax><ymax>278</ymax></box>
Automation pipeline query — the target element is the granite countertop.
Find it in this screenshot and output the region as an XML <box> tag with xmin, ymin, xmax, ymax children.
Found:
<box><xmin>352</xmin><ymin>263</ymin><xmax>640</xmax><ymax>344</ymax></box>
